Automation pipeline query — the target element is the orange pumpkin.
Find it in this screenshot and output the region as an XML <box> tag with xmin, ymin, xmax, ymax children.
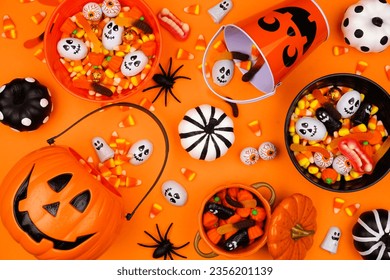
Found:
<box><xmin>0</xmin><ymin>145</ymin><xmax>125</xmax><ymax>260</ymax></box>
<box><xmin>267</xmin><ymin>193</ymin><xmax>317</xmax><ymax>260</ymax></box>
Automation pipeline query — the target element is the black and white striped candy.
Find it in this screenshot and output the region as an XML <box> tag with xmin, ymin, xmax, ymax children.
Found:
<box><xmin>178</xmin><ymin>104</ymin><xmax>235</xmax><ymax>161</ymax></box>
<box><xmin>352</xmin><ymin>209</ymin><xmax>390</xmax><ymax>260</ymax></box>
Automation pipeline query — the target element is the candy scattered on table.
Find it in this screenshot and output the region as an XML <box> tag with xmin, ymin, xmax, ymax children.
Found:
<box><xmin>344</xmin><ymin>203</ymin><xmax>360</xmax><ymax>216</ymax></box>
<box><xmin>181</xmin><ymin>167</ymin><xmax>197</xmax><ymax>181</ymax></box>
<box><xmin>184</xmin><ymin>4</ymin><xmax>200</xmax><ymax>15</ymax></box>
<box><xmin>333</xmin><ymin>197</ymin><xmax>345</xmax><ymax>214</ymax></box>
<box><xmin>149</xmin><ymin>203</ymin><xmax>163</xmax><ymax>218</ymax></box>
<box><xmin>31</xmin><ymin>11</ymin><xmax>47</xmax><ymax>25</ymax></box>
<box><xmin>320</xmin><ymin>226</ymin><xmax>341</xmax><ymax>254</ymax></box>
<box><xmin>1</xmin><ymin>15</ymin><xmax>17</xmax><ymax>39</ymax></box>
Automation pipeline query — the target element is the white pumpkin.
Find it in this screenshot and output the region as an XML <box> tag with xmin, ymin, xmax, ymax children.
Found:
<box><xmin>341</xmin><ymin>0</ymin><xmax>390</xmax><ymax>53</ymax></box>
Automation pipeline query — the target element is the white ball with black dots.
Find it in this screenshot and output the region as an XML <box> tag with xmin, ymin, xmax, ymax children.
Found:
<box><xmin>0</xmin><ymin>78</ymin><xmax>53</xmax><ymax>132</ymax></box>
<box><xmin>341</xmin><ymin>0</ymin><xmax>390</xmax><ymax>53</ymax></box>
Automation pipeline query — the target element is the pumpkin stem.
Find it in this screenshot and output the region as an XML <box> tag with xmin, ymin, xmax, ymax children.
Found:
<box><xmin>372</xmin><ymin>17</ymin><xmax>383</xmax><ymax>28</ymax></box>
<box><xmin>291</xmin><ymin>224</ymin><xmax>315</xmax><ymax>240</ymax></box>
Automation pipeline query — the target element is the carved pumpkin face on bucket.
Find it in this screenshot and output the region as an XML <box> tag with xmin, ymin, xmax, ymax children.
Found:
<box><xmin>0</xmin><ymin>145</ymin><xmax>125</xmax><ymax>259</ymax></box>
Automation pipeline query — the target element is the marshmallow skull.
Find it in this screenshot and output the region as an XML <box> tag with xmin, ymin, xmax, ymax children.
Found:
<box><xmin>161</xmin><ymin>180</ymin><xmax>188</xmax><ymax>206</ymax></box>
<box><xmin>127</xmin><ymin>139</ymin><xmax>153</xmax><ymax>165</ymax></box>
<box><xmin>321</xmin><ymin>226</ymin><xmax>341</xmax><ymax>254</ymax></box>
<box><xmin>92</xmin><ymin>136</ymin><xmax>115</xmax><ymax>163</ymax></box>
<box><xmin>212</xmin><ymin>59</ymin><xmax>234</xmax><ymax>86</ymax></box>
<box><xmin>57</xmin><ymin>38</ymin><xmax>88</xmax><ymax>60</ymax></box>
<box><xmin>295</xmin><ymin>117</ymin><xmax>327</xmax><ymax>141</ymax></box>
<box><xmin>336</xmin><ymin>90</ymin><xmax>361</xmax><ymax>118</ymax></box>
<box><xmin>102</xmin><ymin>20</ymin><xmax>124</xmax><ymax>51</ymax></box>
<box><xmin>120</xmin><ymin>50</ymin><xmax>148</xmax><ymax>77</ymax></box>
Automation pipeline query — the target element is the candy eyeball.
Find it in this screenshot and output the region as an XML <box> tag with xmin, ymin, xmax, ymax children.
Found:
<box><xmin>82</xmin><ymin>2</ymin><xmax>102</xmax><ymax>21</ymax></box>
<box><xmin>240</xmin><ymin>147</ymin><xmax>260</xmax><ymax>165</ymax></box>
<box><xmin>101</xmin><ymin>0</ymin><xmax>121</xmax><ymax>18</ymax></box>
<box><xmin>332</xmin><ymin>155</ymin><xmax>352</xmax><ymax>175</ymax></box>
<box><xmin>258</xmin><ymin>142</ymin><xmax>277</xmax><ymax>160</ymax></box>
<box><xmin>336</xmin><ymin>90</ymin><xmax>361</xmax><ymax>118</ymax></box>
<box><xmin>161</xmin><ymin>180</ymin><xmax>188</xmax><ymax>206</ymax></box>
<box><xmin>212</xmin><ymin>59</ymin><xmax>234</xmax><ymax>86</ymax></box>
<box><xmin>121</xmin><ymin>50</ymin><xmax>148</xmax><ymax>77</ymax></box>
<box><xmin>57</xmin><ymin>38</ymin><xmax>88</xmax><ymax>60</ymax></box>
<box><xmin>295</xmin><ymin>117</ymin><xmax>327</xmax><ymax>141</ymax></box>
<box><xmin>102</xmin><ymin>20</ymin><xmax>124</xmax><ymax>51</ymax></box>
<box><xmin>127</xmin><ymin>139</ymin><xmax>153</xmax><ymax>165</ymax></box>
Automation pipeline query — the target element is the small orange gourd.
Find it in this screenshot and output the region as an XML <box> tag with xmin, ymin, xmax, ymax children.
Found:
<box><xmin>267</xmin><ymin>193</ymin><xmax>317</xmax><ymax>260</ymax></box>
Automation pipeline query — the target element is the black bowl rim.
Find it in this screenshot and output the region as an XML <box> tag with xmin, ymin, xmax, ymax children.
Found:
<box><xmin>284</xmin><ymin>73</ymin><xmax>390</xmax><ymax>193</ymax></box>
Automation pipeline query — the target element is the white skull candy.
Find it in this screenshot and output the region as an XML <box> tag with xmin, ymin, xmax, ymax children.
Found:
<box><xmin>336</xmin><ymin>90</ymin><xmax>361</xmax><ymax>118</ymax></box>
<box><xmin>295</xmin><ymin>117</ymin><xmax>327</xmax><ymax>141</ymax></box>
<box><xmin>208</xmin><ymin>0</ymin><xmax>233</xmax><ymax>23</ymax></box>
<box><xmin>92</xmin><ymin>136</ymin><xmax>115</xmax><ymax>163</ymax></box>
<box><xmin>127</xmin><ymin>139</ymin><xmax>153</xmax><ymax>165</ymax></box>
<box><xmin>57</xmin><ymin>38</ymin><xmax>88</xmax><ymax>60</ymax></box>
<box><xmin>212</xmin><ymin>59</ymin><xmax>234</xmax><ymax>86</ymax></box>
<box><xmin>321</xmin><ymin>226</ymin><xmax>341</xmax><ymax>254</ymax></box>
<box><xmin>102</xmin><ymin>20</ymin><xmax>124</xmax><ymax>51</ymax></box>
<box><xmin>120</xmin><ymin>50</ymin><xmax>148</xmax><ymax>77</ymax></box>
<box><xmin>161</xmin><ymin>180</ymin><xmax>188</xmax><ymax>206</ymax></box>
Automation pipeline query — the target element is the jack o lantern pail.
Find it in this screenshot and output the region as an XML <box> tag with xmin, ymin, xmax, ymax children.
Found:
<box><xmin>0</xmin><ymin>102</ymin><xmax>169</xmax><ymax>260</ymax></box>
<box><xmin>203</xmin><ymin>0</ymin><xmax>329</xmax><ymax>104</ymax></box>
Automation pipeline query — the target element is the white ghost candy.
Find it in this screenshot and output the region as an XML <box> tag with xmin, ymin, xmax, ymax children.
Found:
<box><xmin>321</xmin><ymin>226</ymin><xmax>341</xmax><ymax>254</ymax></box>
<box><xmin>240</xmin><ymin>147</ymin><xmax>259</xmax><ymax>165</ymax></box>
<box><xmin>102</xmin><ymin>20</ymin><xmax>124</xmax><ymax>51</ymax></box>
<box><xmin>208</xmin><ymin>0</ymin><xmax>233</xmax><ymax>23</ymax></box>
<box><xmin>57</xmin><ymin>38</ymin><xmax>88</xmax><ymax>60</ymax></box>
<box><xmin>295</xmin><ymin>117</ymin><xmax>327</xmax><ymax>141</ymax></box>
<box><xmin>332</xmin><ymin>155</ymin><xmax>352</xmax><ymax>175</ymax></box>
<box><xmin>258</xmin><ymin>142</ymin><xmax>277</xmax><ymax>160</ymax></box>
<box><xmin>336</xmin><ymin>90</ymin><xmax>361</xmax><ymax>118</ymax></box>
<box><xmin>161</xmin><ymin>180</ymin><xmax>188</xmax><ymax>206</ymax></box>
<box><xmin>92</xmin><ymin>136</ymin><xmax>115</xmax><ymax>162</ymax></box>
<box><xmin>127</xmin><ymin>139</ymin><xmax>153</xmax><ymax>165</ymax></box>
<box><xmin>212</xmin><ymin>59</ymin><xmax>234</xmax><ymax>86</ymax></box>
<box><xmin>121</xmin><ymin>50</ymin><xmax>148</xmax><ymax>77</ymax></box>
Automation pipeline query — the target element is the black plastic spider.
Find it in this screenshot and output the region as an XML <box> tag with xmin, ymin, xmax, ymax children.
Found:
<box><xmin>142</xmin><ymin>57</ymin><xmax>191</xmax><ymax>106</ymax></box>
<box><xmin>137</xmin><ymin>223</ymin><xmax>190</xmax><ymax>260</ymax></box>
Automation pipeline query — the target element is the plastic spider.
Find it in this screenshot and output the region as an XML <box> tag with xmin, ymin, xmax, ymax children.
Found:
<box><xmin>142</xmin><ymin>57</ymin><xmax>191</xmax><ymax>106</ymax></box>
<box><xmin>137</xmin><ymin>223</ymin><xmax>189</xmax><ymax>260</ymax></box>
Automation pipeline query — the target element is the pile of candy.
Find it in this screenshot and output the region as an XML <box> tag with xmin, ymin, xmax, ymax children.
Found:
<box><xmin>202</xmin><ymin>187</ymin><xmax>266</xmax><ymax>252</ymax></box>
<box><xmin>289</xmin><ymin>85</ymin><xmax>388</xmax><ymax>186</ymax></box>
<box><xmin>57</xmin><ymin>0</ymin><xmax>158</xmax><ymax>99</ymax></box>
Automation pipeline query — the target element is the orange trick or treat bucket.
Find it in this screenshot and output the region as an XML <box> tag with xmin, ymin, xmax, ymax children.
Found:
<box><xmin>203</xmin><ymin>0</ymin><xmax>329</xmax><ymax>104</ymax></box>
<box><xmin>44</xmin><ymin>0</ymin><xmax>162</xmax><ymax>102</ymax></box>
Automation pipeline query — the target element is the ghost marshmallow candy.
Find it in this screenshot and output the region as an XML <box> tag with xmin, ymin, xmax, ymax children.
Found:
<box><xmin>102</xmin><ymin>20</ymin><xmax>124</xmax><ymax>51</ymax></box>
<box><xmin>92</xmin><ymin>136</ymin><xmax>115</xmax><ymax>162</ymax></box>
<box><xmin>121</xmin><ymin>50</ymin><xmax>148</xmax><ymax>77</ymax></box>
<box><xmin>127</xmin><ymin>139</ymin><xmax>153</xmax><ymax>165</ymax></box>
<box><xmin>336</xmin><ymin>90</ymin><xmax>361</xmax><ymax>118</ymax></box>
<box><xmin>212</xmin><ymin>59</ymin><xmax>234</xmax><ymax>86</ymax></box>
<box><xmin>57</xmin><ymin>38</ymin><xmax>88</xmax><ymax>60</ymax></box>
<box><xmin>295</xmin><ymin>117</ymin><xmax>327</xmax><ymax>141</ymax></box>
<box><xmin>208</xmin><ymin>0</ymin><xmax>233</xmax><ymax>24</ymax></box>
<box><xmin>161</xmin><ymin>180</ymin><xmax>188</xmax><ymax>206</ymax></box>
<box><xmin>321</xmin><ymin>226</ymin><xmax>341</xmax><ymax>254</ymax></box>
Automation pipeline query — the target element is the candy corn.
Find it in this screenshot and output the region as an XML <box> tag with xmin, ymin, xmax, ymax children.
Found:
<box><xmin>184</xmin><ymin>4</ymin><xmax>200</xmax><ymax>15</ymax></box>
<box><xmin>236</xmin><ymin>60</ymin><xmax>252</xmax><ymax>71</ymax></box>
<box><xmin>31</xmin><ymin>11</ymin><xmax>47</xmax><ymax>25</ymax></box>
<box><xmin>333</xmin><ymin>197</ymin><xmax>345</xmax><ymax>214</ymax></box>
<box><xmin>176</xmin><ymin>48</ymin><xmax>194</xmax><ymax>60</ymax></box>
<box><xmin>355</xmin><ymin>60</ymin><xmax>368</xmax><ymax>75</ymax></box>
<box><xmin>139</xmin><ymin>97</ymin><xmax>155</xmax><ymax>111</ymax></box>
<box><xmin>248</xmin><ymin>120</ymin><xmax>261</xmax><ymax>137</ymax></box>
<box><xmin>332</xmin><ymin>45</ymin><xmax>349</xmax><ymax>56</ymax></box>
<box><xmin>118</xmin><ymin>114</ymin><xmax>135</xmax><ymax>128</ymax></box>
<box><xmin>19</xmin><ymin>0</ymin><xmax>34</xmax><ymax>3</ymax></box>
<box><xmin>181</xmin><ymin>167</ymin><xmax>197</xmax><ymax>181</ymax></box>
<box><xmin>195</xmin><ymin>34</ymin><xmax>206</xmax><ymax>51</ymax></box>
<box><xmin>150</xmin><ymin>203</ymin><xmax>163</xmax><ymax>218</ymax></box>
<box><xmin>2</xmin><ymin>15</ymin><xmax>17</xmax><ymax>39</ymax></box>
<box><xmin>345</xmin><ymin>203</ymin><xmax>360</xmax><ymax>217</ymax></box>
<box><xmin>385</xmin><ymin>65</ymin><xmax>390</xmax><ymax>81</ymax></box>
<box><xmin>251</xmin><ymin>44</ymin><xmax>260</xmax><ymax>61</ymax></box>
<box><xmin>213</xmin><ymin>39</ymin><xmax>227</xmax><ymax>52</ymax></box>
<box><xmin>33</xmin><ymin>48</ymin><xmax>46</xmax><ymax>63</ymax></box>
<box><xmin>198</xmin><ymin>62</ymin><xmax>211</xmax><ymax>78</ymax></box>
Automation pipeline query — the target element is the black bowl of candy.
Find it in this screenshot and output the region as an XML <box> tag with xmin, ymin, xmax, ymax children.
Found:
<box><xmin>285</xmin><ymin>73</ymin><xmax>390</xmax><ymax>192</ymax></box>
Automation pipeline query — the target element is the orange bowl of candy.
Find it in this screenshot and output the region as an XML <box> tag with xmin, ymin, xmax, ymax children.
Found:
<box><xmin>44</xmin><ymin>0</ymin><xmax>162</xmax><ymax>102</ymax></box>
<box><xmin>194</xmin><ymin>182</ymin><xmax>275</xmax><ymax>258</ymax></box>
<box><xmin>285</xmin><ymin>73</ymin><xmax>390</xmax><ymax>192</ymax></box>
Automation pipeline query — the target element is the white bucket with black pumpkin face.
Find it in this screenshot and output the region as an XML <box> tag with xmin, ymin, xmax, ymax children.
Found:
<box><xmin>202</xmin><ymin>0</ymin><xmax>329</xmax><ymax>104</ymax></box>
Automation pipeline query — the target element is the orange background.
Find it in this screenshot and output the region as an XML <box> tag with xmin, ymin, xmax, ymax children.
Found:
<box><xmin>0</xmin><ymin>0</ymin><xmax>389</xmax><ymax>260</ymax></box>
